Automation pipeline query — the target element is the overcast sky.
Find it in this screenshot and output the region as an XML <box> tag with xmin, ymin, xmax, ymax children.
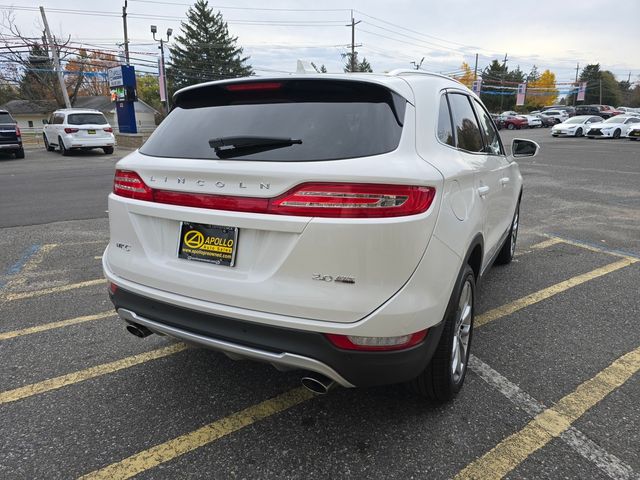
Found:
<box><xmin>5</xmin><ymin>0</ymin><xmax>640</xmax><ymax>84</ymax></box>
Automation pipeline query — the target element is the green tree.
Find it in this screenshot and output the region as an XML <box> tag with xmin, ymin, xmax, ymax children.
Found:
<box><xmin>136</xmin><ymin>74</ymin><xmax>162</xmax><ymax>112</ymax></box>
<box><xmin>599</xmin><ymin>71</ymin><xmax>622</xmax><ymax>106</ymax></box>
<box><xmin>168</xmin><ymin>0</ymin><xmax>252</xmax><ymax>93</ymax></box>
<box><xmin>479</xmin><ymin>60</ymin><xmax>508</xmax><ymax>112</ymax></box>
<box><xmin>629</xmin><ymin>84</ymin><xmax>640</xmax><ymax>108</ymax></box>
<box><xmin>342</xmin><ymin>52</ymin><xmax>373</xmax><ymax>72</ymax></box>
<box><xmin>18</xmin><ymin>43</ymin><xmax>57</xmax><ymax>102</ymax></box>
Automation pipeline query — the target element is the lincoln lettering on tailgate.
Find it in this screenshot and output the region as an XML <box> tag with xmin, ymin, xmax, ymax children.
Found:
<box><xmin>178</xmin><ymin>222</ymin><xmax>238</xmax><ymax>267</ymax></box>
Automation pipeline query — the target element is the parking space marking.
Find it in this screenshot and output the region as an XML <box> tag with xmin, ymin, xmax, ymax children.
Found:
<box><xmin>528</xmin><ymin>237</ymin><xmax>564</xmax><ymax>250</ymax></box>
<box><xmin>476</xmin><ymin>258</ymin><xmax>637</xmax><ymax>328</ymax></box>
<box><xmin>469</xmin><ymin>355</ymin><xmax>638</xmax><ymax>480</ymax></box>
<box><xmin>455</xmin><ymin>345</ymin><xmax>640</xmax><ymax>480</ymax></box>
<box><xmin>544</xmin><ymin>234</ymin><xmax>639</xmax><ymax>261</ymax></box>
<box><xmin>0</xmin><ymin>311</ymin><xmax>115</xmax><ymax>341</ymax></box>
<box><xmin>0</xmin><ymin>343</ymin><xmax>187</xmax><ymax>405</ymax></box>
<box><xmin>0</xmin><ymin>244</ymin><xmax>40</xmax><ymax>289</ymax></box>
<box><xmin>1</xmin><ymin>278</ymin><xmax>106</xmax><ymax>302</ymax></box>
<box><xmin>78</xmin><ymin>387</ymin><xmax>315</xmax><ymax>480</ymax></box>
<box><xmin>1</xmin><ymin>243</ymin><xmax>59</xmax><ymax>291</ymax></box>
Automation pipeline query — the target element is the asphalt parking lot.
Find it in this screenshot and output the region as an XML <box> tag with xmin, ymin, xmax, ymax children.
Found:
<box><xmin>1</xmin><ymin>130</ymin><xmax>639</xmax><ymax>479</ymax></box>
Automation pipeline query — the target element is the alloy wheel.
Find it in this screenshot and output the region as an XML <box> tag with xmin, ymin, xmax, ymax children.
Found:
<box><xmin>451</xmin><ymin>280</ymin><xmax>472</xmax><ymax>383</ymax></box>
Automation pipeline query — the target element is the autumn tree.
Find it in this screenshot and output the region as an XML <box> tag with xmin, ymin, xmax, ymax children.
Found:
<box><xmin>66</xmin><ymin>49</ymin><xmax>118</xmax><ymax>97</ymax></box>
<box><xmin>525</xmin><ymin>69</ymin><xmax>558</xmax><ymax>109</ymax></box>
<box><xmin>454</xmin><ymin>62</ymin><xmax>474</xmax><ymax>87</ymax></box>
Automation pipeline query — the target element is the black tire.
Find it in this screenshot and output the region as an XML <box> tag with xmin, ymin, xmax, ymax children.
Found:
<box><xmin>103</xmin><ymin>146</ymin><xmax>114</xmax><ymax>154</ymax></box>
<box><xmin>43</xmin><ymin>134</ymin><xmax>54</xmax><ymax>152</ymax></box>
<box><xmin>507</xmin><ymin>123</ymin><xmax>515</xmax><ymax>130</ymax></box>
<box><xmin>576</xmin><ymin>128</ymin><xmax>583</xmax><ymax>137</ymax></box>
<box><xmin>409</xmin><ymin>264</ymin><xmax>475</xmax><ymax>403</ymax></box>
<box><xmin>613</xmin><ymin>129</ymin><xmax>621</xmax><ymax>139</ymax></box>
<box><xmin>59</xmin><ymin>137</ymin><xmax>70</xmax><ymax>156</ymax></box>
<box><xmin>14</xmin><ymin>148</ymin><xmax>25</xmax><ymax>159</ymax></box>
<box><xmin>495</xmin><ymin>201</ymin><xmax>520</xmax><ymax>265</ymax></box>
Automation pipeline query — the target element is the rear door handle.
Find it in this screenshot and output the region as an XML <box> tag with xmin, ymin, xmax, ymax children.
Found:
<box><xmin>478</xmin><ymin>186</ymin><xmax>490</xmax><ymax>197</ymax></box>
<box><xmin>500</xmin><ymin>177</ymin><xmax>510</xmax><ymax>185</ymax></box>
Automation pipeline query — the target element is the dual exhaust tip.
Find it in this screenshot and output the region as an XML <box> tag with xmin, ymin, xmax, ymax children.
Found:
<box><xmin>125</xmin><ymin>321</ymin><xmax>336</xmax><ymax>394</ymax></box>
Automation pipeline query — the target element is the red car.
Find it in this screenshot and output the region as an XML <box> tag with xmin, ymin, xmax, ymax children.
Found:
<box><xmin>602</xmin><ymin>105</ymin><xmax>623</xmax><ymax>117</ymax></box>
<box><xmin>498</xmin><ymin>115</ymin><xmax>529</xmax><ymax>130</ymax></box>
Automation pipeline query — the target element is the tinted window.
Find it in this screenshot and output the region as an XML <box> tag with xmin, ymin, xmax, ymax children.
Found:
<box><xmin>53</xmin><ymin>114</ymin><xmax>64</xmax><ymax>124</ymax></box>
<box><xmin>437</xmin><ymin>95</ymin><xmax>454</xmax><ymax>146</ymax></box>
<box><xmin>141</xmin><ymin>81</ymin><xmax>405</xmax><ymax>162</ymax></box>
<box><xmin>67</xmin><ymin>113</ymin><xmax>108</xmax><ymax>125</ymax></box>
<box><xmin>448</xmin><ymin>93</ymin><xmax>483</xmax><ymax>153</ymax></box>
<box><xmin>472</xmin><ymin>99</ymin><xmax>503</xmax><ymax>155</ymax></box>
<box><xmin>0</xmin><ymin>112</ymin><xmax>14</xmax><ymax>123</ymax></box>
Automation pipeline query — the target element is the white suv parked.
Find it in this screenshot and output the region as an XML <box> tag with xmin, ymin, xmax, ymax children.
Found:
<box><xmin>103</xmin><ymin>72</ymin><xmax>538</xmax><ymax>402</ymax></box>
<box><xmin>43</xmin><ymin>108</ymin><xmax>115</xmax><ymax>155</ymax></box>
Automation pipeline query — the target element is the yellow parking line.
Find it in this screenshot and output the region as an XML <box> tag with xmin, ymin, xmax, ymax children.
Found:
<box><xmin>1</xmin><ymin>278</ymin><xmax>106</xmax><ymax>302</ymax></box>
<box><xmin>79</xmin><ymin>387</ymin><xmax>315</xmax><ymax>480</ymax></box>
<box><xmin>543</xmin><ymin>235</ymin><xmax>638</xmax><ymax>261</ymax></box>
<box><xmin>529</xmin><ymin>237</ymin><xmax>564</xmax><ymax>250</ymax></box>
<box><xmin>0</xmin><ymin>311</ymin><xmax>115</xmax><ymax>341</ymax></box>
<box><xmin>454</xmin><ymin>345</ymin><xmax>640</xmax><ymax>480</ymax></box>
<box><xmin>476</xmin><ymin>258</ymin><xmax>637</xmax><ymax>327</ymax></box>
<box><xmin>0</xmin><ymin>343</ymin><xmax>187</xmax><ymax>405</ymax></box>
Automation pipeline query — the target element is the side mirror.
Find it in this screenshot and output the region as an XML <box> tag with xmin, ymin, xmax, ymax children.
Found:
<box><xmin>42</xmin><ymin>119</ymin><xmax>48</xmax><ymax>125</ymax></box>
<box><xmin>512</xmin><ymin>138</ymin><xmax>540</xmax><ymax>158</ymax></box>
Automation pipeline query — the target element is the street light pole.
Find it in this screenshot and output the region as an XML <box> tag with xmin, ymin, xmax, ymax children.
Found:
<box><xmin>151</xmin><ymin>25</ymin><xmax>172</xmax><ymax>114</ymax></box>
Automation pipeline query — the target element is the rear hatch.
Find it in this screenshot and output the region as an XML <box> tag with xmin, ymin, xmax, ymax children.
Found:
<box><xmin>66</xmin><ymin>112</ymin><xmax>111</xmax><ymax>139</ymax></box>
<box><xmin>107</xmin><ymin>78</ymin><xmax>442</xmax><ymax>323</ymax></box>
<box><xmin>0</xmin><ymin>112</ymin><xmax>19</xmax><ymax>144</ymax></box>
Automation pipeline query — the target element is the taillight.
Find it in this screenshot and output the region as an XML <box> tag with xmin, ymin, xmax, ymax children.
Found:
<box><xmin>270</xmin><ymin>183</ymin><xmax>435</xmax><ymax>218</ymax></box>
<box><xmin>113</xmin><ymin>170</ymin><xmax>153</xmax><ymax>201</ymax></box>
<box><xmin>15</xmin><ymin>126</ymin><xmax>21</xmax><ymax>137</ymax></box>
<box><xmin>104</xmin><ymin>127</ymin><xmax>113</xmax><ymax>133</ymax></box>
<box><xmin>325</xmin><ymin>329</ymin><xmax>428</xmax><ymax>351</ymax></box>
<box><xmin>108</xmin><ymin>282</ymin><xmax>118</xmax><ymax>295</ymax></box>
<box><xmin>64</xmin><ymin>127</ymin><xmax>79</xmax><ymax>134</ymax></box>
<box><xmin>112</xmin><ymin>174</ymin><xmax>435</xmax><ymax>218</ymax></box>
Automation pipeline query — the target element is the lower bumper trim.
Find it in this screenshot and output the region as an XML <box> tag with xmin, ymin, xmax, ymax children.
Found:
<box><xmin>118</xmin><ymin>308</ymin><xmax>356</xmax><ymax>388</ymax></box>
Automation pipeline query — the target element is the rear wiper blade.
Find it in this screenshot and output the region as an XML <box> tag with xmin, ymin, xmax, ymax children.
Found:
<box><xmin>209</xmin><ymin>136</ymin><xmax>302</xmax><ymax>150</ymax></box>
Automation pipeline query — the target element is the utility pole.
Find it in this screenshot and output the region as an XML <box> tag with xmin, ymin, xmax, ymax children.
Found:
<box><xmin>152</xmin><ymin>25</ymin><xmax>172</xmax><ymax>114</ymax></box>
<box><xmin>599</xmin><ymin>76</ymin><xmax>602</xmax><ymax>105</ymax></box>
<box><xmin>573</xmin><ymin>62</ymin><xmax>579</xmax><ymax>105</ymax></box>
<box><xmin>346</xmin><ymin>10</ymin><xmax>361</xmax><ymax>72</ymax></box>
<box><xmin>40</xmin><ymin>7</ymin><xmax>71</xmax><ymax>108</ymax></box>
<box><xmin>473</xmin><ymin>53</ymin><xmax>478</xmax><ymax>81</ymax></box>
<box><xmin>499</xmin><ymin>53</ymin><xmax>508</xmax><ymax>111</ymax></box>
<box><xmin>122</xmin><ymin>0</ymin><xmax>130</xmax><ymax>64</ymax></box>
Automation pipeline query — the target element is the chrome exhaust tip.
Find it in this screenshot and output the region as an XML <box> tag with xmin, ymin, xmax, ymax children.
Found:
<box><xmin>125</xmin><ymin>323</ymin><xmax>153</xmax><ymax>338</ymax></box>
<box><xmin>301</xmin><ymin>374</ymin><xmax>336</xmax><ymax>395</ymax></box>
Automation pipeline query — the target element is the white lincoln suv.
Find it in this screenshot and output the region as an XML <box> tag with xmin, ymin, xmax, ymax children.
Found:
<box><xmin>103</xmin><ymin>71</ymin><xmax>538</xmax><ymax>402</ymax></box>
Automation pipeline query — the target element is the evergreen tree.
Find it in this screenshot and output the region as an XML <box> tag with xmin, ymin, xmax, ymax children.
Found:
<box><xmin>479</xmin><ymin>60</ymin><xmax>507</xmax><ymax>112</ymax></box>
<box><xmin>168</xmin><ymin>0</ymin><xmax>252</xmax><ymax>92</ymax></box>
<box><xmin>342</xmin><ymin>52</ymin><xmax>373</xmax><ymax>72</ymax></box>
<box><xmin>18</xmin><ymin>43</ymin><xmax>57</xmax><ymax>102</ymax></box>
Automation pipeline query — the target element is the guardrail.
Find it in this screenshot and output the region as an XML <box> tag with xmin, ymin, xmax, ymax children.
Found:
<box><xmin>19</xmin><ymin>126</ymin><xmax>157</xmax><ymax>146</ymax></box>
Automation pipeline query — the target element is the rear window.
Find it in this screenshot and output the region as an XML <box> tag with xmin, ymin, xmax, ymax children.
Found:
<box><xmin>140</xmin><ymin>80</ymin><xmax>406</xmax><ymax>162</ymax></box>
<box><xmin>67</xmin><ymin>113</ymin><xmax>108</xmax><ymax>125</ymax></box>
<box><xmin>0</xmin><ymin>112</ymin><xmax>14</xmax><ymax>123</ymax></box>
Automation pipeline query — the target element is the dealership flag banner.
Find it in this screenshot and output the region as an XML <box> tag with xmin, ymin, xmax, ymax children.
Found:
<box><xmin>516</xmin><ymin>83</ymin><xmax>526</xmax><ymax>106</ymax></box>
<box><xmin>577</xmin><ymin>82</ymin><xmax>587</xmax><ymax>101</ymax></box>
<box><xmin>472</xmin><ymin>79</ymin><xmax>482</xmax><ymax>94</ymax></box>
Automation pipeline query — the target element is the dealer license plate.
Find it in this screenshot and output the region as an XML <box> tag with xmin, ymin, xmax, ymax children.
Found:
<box><xmin>88</xmin><ymin>129</ymin><xmax>96</xmax><ymax>134</ymax></box>
<box><xmin>178</xmin><ymin>222</ymin><xmax>238</xmax><ymax>267</ymax></box>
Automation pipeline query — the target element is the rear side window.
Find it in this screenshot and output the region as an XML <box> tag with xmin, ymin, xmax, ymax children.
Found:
<box><xmin>448</xmin><ymin>93</ymin><xmax>483</xmax><ymax>153</ymax></box>
<box><xmin>53</xmin><ymin>114</ymin><xmax>64</xmax><ymax>124</ymax></box>
<box><xmin>67</xmin><ymin>113</ymin><xmax>108</xmax><ymax>125</ymax></box>
<box><xmin>140</xmin><ymin>80</ymin><xmax>406</xmax><ymax>162</ymax></box>
<box><xmin>437</xmin><ymin>95</ymin><xmax>454</xmax><ymax>146</ymax></box>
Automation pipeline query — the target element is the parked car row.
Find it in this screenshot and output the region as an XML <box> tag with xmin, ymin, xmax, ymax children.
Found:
<box><xmin>551</xmin><ymin>115</ymin><xmax>640</xmax><ymax>139</ymax></box>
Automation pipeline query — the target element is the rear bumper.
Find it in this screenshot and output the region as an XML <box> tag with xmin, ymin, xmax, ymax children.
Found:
<box><xmin>0</xmin><ymin>143</ymin><xmax>22</xmax><ymax>149</ymax></box>
<box><xmin>65</xmin><ymin>134</ymin><xmax>115</xmax><ymax>148</ymax></box>
<box><xmin>109</xmin><ymin>286</ymin><xmax>445</xmax><ymax>388</ymax></box>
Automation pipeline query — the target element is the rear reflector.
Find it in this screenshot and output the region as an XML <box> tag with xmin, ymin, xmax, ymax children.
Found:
<box><xmin>113</xmin><ymin>171</ymin><xmax>435</xmax><ymax>218</ymax></box>
<box><xmin>108</xmin><ymin>281</ymin><xmax>118</xmax><ymax>295</ymax></box>
<box><xmin>325</xmin><ymin>330</ymin><xmax>428</xmax><ymax>351</ymax></box>
<box><xmin>224</xmin><ymin>82</ymin><xmax>283</xmax><ymax>92</ymax></box>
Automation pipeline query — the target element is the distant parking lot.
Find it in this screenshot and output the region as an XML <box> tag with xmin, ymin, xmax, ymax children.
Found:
<box><xmin>1</xmin><ymin>130</ymin><xmax>639</xmax><ymax>479</ymax></box>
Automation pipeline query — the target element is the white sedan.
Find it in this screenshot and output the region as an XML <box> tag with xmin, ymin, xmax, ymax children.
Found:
<box><xmin>521</xmin><ymin>115</ymin><xmax>542</xmax><ymax>128</ymax></box>
<box><xmin>586</xmin><ymin>115</ymin><xmax>640</xmax><ymax>139</ymax></box>
<box><xmin>627</xmin><ymin>124</ymin><xmax>640</xmax><ymax>140</ymax></box>
<box><xmin>551</xmin><ymin>115</ymin><xmax>602</xmax><ymax>137</ymax></box>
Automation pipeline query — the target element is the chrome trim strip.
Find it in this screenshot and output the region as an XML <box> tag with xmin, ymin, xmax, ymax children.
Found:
<box><xmin>117</xmin><ymin>308</ymin><xmax>355</xmax><ymax>388</ymax></box>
